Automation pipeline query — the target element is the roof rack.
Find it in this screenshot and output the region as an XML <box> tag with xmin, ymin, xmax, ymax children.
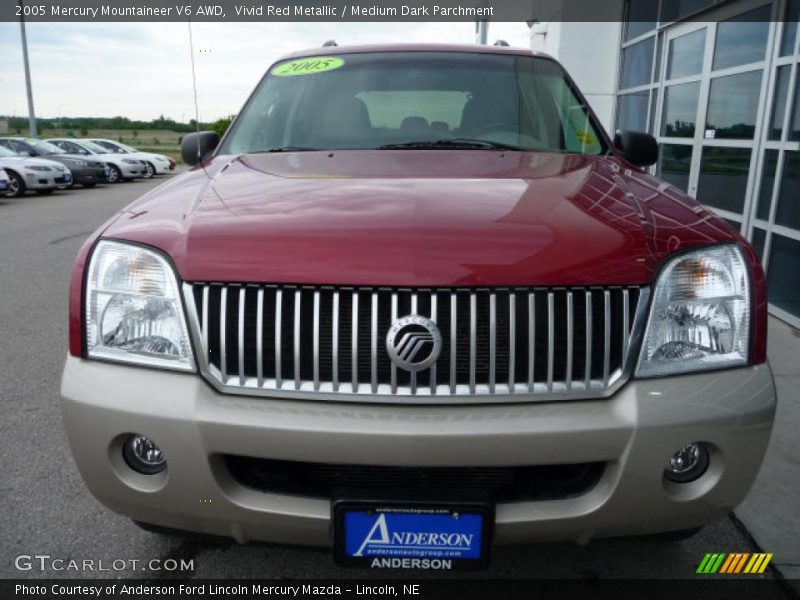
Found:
<box><xmin>494</xmin><ymin>40</ymin><xmax>510</xmax><ymax>46</ymax></box>
<box><xmin>322</xmin><ymin>40</ymin><xmax>337</xmax><ymax>47</ymax></box>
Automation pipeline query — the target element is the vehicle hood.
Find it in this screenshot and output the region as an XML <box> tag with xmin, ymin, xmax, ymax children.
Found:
<box><xmin>128</xmin><ymin>151</ymin><xmax>168</xmax><ymax>162</ymax></box>
<box><xmin>103</xmin><ymin>150</ymin><xmax>738</xmax><ymax>287</ymax></box>
<box><xmin>91</xmin><ymin>152</ymin><xmax>140</xmax><ymax>164</ymax></box>
<box><xmin>0</xmin><ymin>156</ymin><xmax>68</xmax><ymax>171</ymax></box>
<box><xmin>46</xmin><ymin>154</ymin><xmax>103</xmax><ymax>167</ymax></box>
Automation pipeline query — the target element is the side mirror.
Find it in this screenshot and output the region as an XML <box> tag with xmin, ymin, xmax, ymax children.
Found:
<box><xmin>181</xmin><ymin>131</ymin><xmax>220</xmax><ymax>166</ymax></box>
<box><xmin>613</xmin><ymin>130</ymin><xmax>658</xmax><ymax>167</ymax></box>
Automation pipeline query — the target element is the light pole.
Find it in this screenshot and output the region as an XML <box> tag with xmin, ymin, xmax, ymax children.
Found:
<box><xmin>475</xmin><ymin>20</ymin><xmax>488</xmax><ymax>45</ymax></box>
<box><xmin>19</xmin><ymin>0</ymin><xmax>37</xmax><ymax>136</ymax></box>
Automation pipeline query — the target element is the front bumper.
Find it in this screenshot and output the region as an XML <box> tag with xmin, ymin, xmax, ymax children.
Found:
<box><xmin>70</xmin><ymin>166</ymin><xmax>109</xmax><ymax>185</ymax></box>
<box><xmin>23</xmin><ymin>171</ymin><xmax>71</xmax><ymax>189</ymax></box>
<box><xmin>118</xmin><ymin>163</ymin><xmax>143</xmax><ymax>178</ymax></box>
<box><xmin>61</xmin><ymin>357</ymin><xmax>776</xmax><ymax>546</ymax></box>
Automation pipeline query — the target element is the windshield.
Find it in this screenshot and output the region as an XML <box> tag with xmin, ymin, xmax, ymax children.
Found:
<box><xmin>27</xmin><ymin>140</ymin><xmax>65</xmax><ymax>155</ymax></box>
<box><xmin>0</xmin><ymin>146</ymin><xmax>19</xmax><ymax>158</ymax></box>
<box><xmin>80</xmin><ymin>140</ymin><xmax>110</xmax><ymax>154</ymax></box>
<box><xmin>95</xmin><ymin>140</ymin><xmax>128</xmax><ymax>153</ymax></box>
<box><xmin>222</xmin><ymin>52</ymin><xmax>606</xmax><ymax>155</ymax></box>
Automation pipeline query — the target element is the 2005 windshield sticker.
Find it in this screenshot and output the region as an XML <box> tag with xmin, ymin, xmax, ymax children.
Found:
<box><xmin>272</xmin><ymin>56</ymin><xmax>345</xmax><ymax>76</ymax></box>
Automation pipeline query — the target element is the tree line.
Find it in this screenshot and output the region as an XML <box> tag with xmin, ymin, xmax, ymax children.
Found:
<box><xmin>2</xmin><ymin>114</ymin><xmax>234</xmax><ymax>137</ymax></box>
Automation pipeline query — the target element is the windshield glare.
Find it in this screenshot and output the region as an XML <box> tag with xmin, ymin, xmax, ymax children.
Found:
<box><xmin>28</xmin><ymin>140</ymin><xmax>65</xmax><ymax>155</ymax></box>
<box><xmin>81</xmin><ymin>141</ymin><xmax>110</xmax><ymax>154</ymax></box>
<box><xmin>223</xmin><ymin>52</ymin><xmax>605</xmax><ymax>155</ymax></box>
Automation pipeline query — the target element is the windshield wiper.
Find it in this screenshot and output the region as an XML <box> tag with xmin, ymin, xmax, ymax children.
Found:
<box><xmin>376</xmin><ymin>139</ymin><xmax>526</xmax><ymax>151</ymax></box>
<box><xmin>252</xmin><ymin>146</ymin><xmax>322</xmax><ymax>153</ymax></box>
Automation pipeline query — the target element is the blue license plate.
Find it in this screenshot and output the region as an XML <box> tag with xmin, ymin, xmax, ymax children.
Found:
<box><xmin>334</xmin><ymin>501</ymin><xmax>491</xmax><ymax>570</ymax></box>
<box><xmin>103</xmin><ymin>169</ymin><xmax>110</xmax><ymax>176</ymax></box>
<box><xmin>64</xmin><ymin>173</ymin><xmax>72</xmax><ymax>182</ymax></box>
<box><xmin>0</xmin><ymin>181</ymin><xmax>6</xmax><ymax>190</ymax></box>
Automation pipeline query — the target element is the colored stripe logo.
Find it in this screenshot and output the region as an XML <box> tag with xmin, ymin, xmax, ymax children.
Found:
<box><xmin>697</xmin><ymin>553</ymin><xmax>773</xmax><ymax>574</ymax></box>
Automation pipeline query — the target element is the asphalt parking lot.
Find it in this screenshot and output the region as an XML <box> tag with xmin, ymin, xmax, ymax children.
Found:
<box><xmin>0</xmin><ymin>172</ymin><xmax>792</xmax><ymax>586</ymax></box>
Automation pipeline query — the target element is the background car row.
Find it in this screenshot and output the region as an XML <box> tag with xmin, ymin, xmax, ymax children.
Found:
<box><xmin>0</xmin><ymin>137</ymin><xmax>175</xmax><ymax>197</ymax></box>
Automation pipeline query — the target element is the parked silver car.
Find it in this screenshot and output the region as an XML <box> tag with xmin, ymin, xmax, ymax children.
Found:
<box><xmin>0</xmin><ymin>145</ymin><xmax>72</xmax><ymax>197</ymax></box>
<box><xmin>86</xmin><ymin>139</ymin><xmax>174</xmax><ymax>178</ymax></box>
<box><xmin>46</xmin><ymin>139</ymin><xmax>145</xmax><ymax>183</ymax></box>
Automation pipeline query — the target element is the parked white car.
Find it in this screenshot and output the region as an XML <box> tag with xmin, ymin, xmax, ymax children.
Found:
<box><xmin>0</xmin><ymin>145</ymin><xmax>72</xmax><ymax>197</ymax></box>
<box><xmin>0</xmin><ymin>168</ymin><xmax>8</xmax><ymax>195</ymax></box>
<box><xmin>86</xmin><ymin>139</ymin><xmax>174</xmax><ymax>178</ymax></box>
<box><xmin>45</xmin><ymin>139</ymin><xmax>145</xmax><ymax>183</ymax></box>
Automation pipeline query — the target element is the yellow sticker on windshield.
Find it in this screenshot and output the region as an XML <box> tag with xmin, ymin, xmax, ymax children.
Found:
<box><xmin>575</xmin><ymin>130</ymin><xmax>596</xmax><ymax>145</ymax></box>
<box><xmin>272</xmin><ymin>56</ymin><xmax>345</xmax><ymax>76</ymax></box>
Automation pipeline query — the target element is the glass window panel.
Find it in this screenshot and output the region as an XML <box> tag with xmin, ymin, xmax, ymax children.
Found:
<box><xmin>662</xmin><ymin>82</ymin><xmax>700</xmax><ymax>137</ymax></box>
<box><xmin>713</xmin><ymin>6</ymin><xmax>771</xmax><ymax>71</ymax></box>
<box><xmin>697</xmin><ymin>147</ymin><xmax>752</xmax><ymax>214</ymax></box>
<box><xmin>705</xmin><ymin>70</ymin><xmax>763</xmax><ymax>139</ymax></box>
<box><xmin>667</xmin><ymin>28</ymin><xmax>706</xmax><ymax>79</ymax></box>
<box><xmin>751</xmin><ymin>227</ymin><xmax>767</xmax><ymax>265</ymax></box>
<box><xmin>649</xmin><ymin>89</ymin><xmax>658</xmax><ymax>133</ymax></box>
<box><xmin>780</xmin><ymin>0</ymin><xmax>799</xmax><ymax>56</ymax></box>
<box><xmin>616</xmin><ymin>91</ymin><xmax>650</xmax><ymax>132</ymax></box>
<box><xmin>658</xmin><ymin>144</ymin><xmax>693</xmax><ymax>191</ymax></box>
<box><xmin>767</xmin><ymin>234</ymin><xmax>800</xmax><ymax>319</ymax></box>
<box><xmin>620</xmin><ymin>38</ymin><xmax>655</xmax><ymax>89</ymax></box>
<box><xmin>722</xmin><ymin>218</ymin><xmax>742</xmax><ymax>232</ymax></box>
<box><xmin>624</xmin><ymin>0</ymin><xmax>658</xmax><ymax>41</ymax></box>
<box><xmin>791</xmin><ymin>66</ymin><xmax>800</xmax><ymax>141</ymax></box>
<box><xmin>775</xmin><ymin>150</ymin><xmax>800</xmax><ymax>230</ymax></box>
<box><xmin>653</xmin><ymin>32</ymin><xmax>663</xmax><ymax>82</ymax></box>
<box><xmin>660</xmin><ymin>0</ymin><xmax>713</xmax><ymax>23</ymax></box>
<box><xmin>757</xmin><ymin>149</ymin><xmax>779</xmax><ymax>221</ymax></box>
<box><xmin>769</xmin><ymin>65</ymin><xmax>792</xmax><ymax>140</ymax></box>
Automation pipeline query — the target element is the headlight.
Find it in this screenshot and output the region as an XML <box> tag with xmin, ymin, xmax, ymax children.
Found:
<box><xmin>636</xmin><ymin>244</ymin><xmax>750</xmax><ymax>378</ymax></box>
<box><xmin>74</xmin><ymin>160</ymin><xmax>88</xmax><ymax>167</ymax></box>
<box><xmin>28</xmin><ymin>165</ymin><xmax>51</xmax><ymax>171</ymax></box>
<box><xmin>85</xmin><ymin>240</ymin><xmax>195</xmax><ymax>371</ymax></box>
<box><xmin>122</xmin><ymin>159</ymin><xmax>138</xmax><ymax>164</ymax></box>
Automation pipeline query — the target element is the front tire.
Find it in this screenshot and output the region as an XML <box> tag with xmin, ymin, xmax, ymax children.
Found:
<box><xmin>107</xmin><ymin>165</ymin><xmax>122</xmax><ymax>183</ymax></box>
<box><xmin>143</xmin><ymin>162</ymin><xmax>155</xmax><ymax>179</ymax></box>
<box><xmin>5</xmin><ymin>171</ymin><xmax>26</xmax><ymax>197</ymax></box>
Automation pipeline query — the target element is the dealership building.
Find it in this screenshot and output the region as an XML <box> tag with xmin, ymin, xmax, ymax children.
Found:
<box><xmin>529</xmin><ymin>0</ymin><xmax>800</xmax><ymax>328</ymax></box>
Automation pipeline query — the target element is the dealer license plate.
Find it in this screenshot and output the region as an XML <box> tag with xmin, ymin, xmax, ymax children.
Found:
<box><xmin>333</xmin><ymin>499</ymin><xmax>491</xmax><ymax>570</ymax></box>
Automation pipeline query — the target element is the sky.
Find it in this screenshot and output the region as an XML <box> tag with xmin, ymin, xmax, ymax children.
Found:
<box><xmin>0</xmin><ymin>21</ymin><xmax>531</xmax><ymax>123</ymax></box>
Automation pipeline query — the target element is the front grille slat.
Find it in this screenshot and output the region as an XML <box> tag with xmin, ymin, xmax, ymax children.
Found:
<box><xmin>603</xmin><ymin>289</ymin><xmax>611</xmax><ymax>386</ymax></box>
<box><xmin>256</xmin><ymin>288</ymin><xmax>264</xmax><ymax>386</ymax></box>
<box><xmin>585</xmin><ymin>290</ymin><xmax>592</xmax><ymax>388</ymax></box>
<box><xmin>220</xmin><ymin>287</ymin><xmax>228</xmax><ymax>381</ymax></box>
<box><xmin>238</xmin><ymin>288</ymin><xmax>246</xmax><ymax>386</ymax></box>
<box><xmin>185</xmin><ymin>284</ymin><xmax>648</xmax><ymax>403</ymax></box>
<box><xmin>566</xmin><ymin>291</ymin><xmax>574</xmax><ymax>389</ymax></box>
<box><xmin>275</xmin><ymin>289</ymin><xmax>282</xmax><ymax>387</ymax></box>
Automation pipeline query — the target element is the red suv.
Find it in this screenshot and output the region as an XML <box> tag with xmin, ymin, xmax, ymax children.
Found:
<box><xmin>62</xmin><ymin>44</ymin><xmax>775</xmax><ymax>571</ymax></box>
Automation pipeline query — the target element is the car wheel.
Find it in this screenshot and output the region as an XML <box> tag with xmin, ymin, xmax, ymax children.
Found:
<box><xmin>35</xmin><ymin>189</ymin><xmax>55</xmax><ymax>195</ymax></box>
<box><xmin>143</xmin><ymin>162</ymin><xmax>155</xmax><ymax>179</ymax></box>
<box><xmin>5</xmin><ymin>171</ymin><xmax>25</xmax><ymax>197</ymax></box>
<box><xmin>107</xmin><ymin>165</ymin><xmax>122</xmax><ymax>183</ymax></box>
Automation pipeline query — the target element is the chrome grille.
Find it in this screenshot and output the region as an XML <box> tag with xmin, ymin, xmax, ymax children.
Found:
<box><xmin>184</xmin><ymin>284</ymin><xmax>648</xmax><ymax>404</ymax></box>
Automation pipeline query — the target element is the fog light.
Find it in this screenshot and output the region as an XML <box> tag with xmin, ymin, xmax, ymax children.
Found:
<box><xmin>123</xmin><ymin>434</ymin><xmax>166</xmax><ymax>475</ymax></box>
<box><xmin>664</xmin><ymin>443</ymin><xmax>709</xmax><ymax>483</ymax></box>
